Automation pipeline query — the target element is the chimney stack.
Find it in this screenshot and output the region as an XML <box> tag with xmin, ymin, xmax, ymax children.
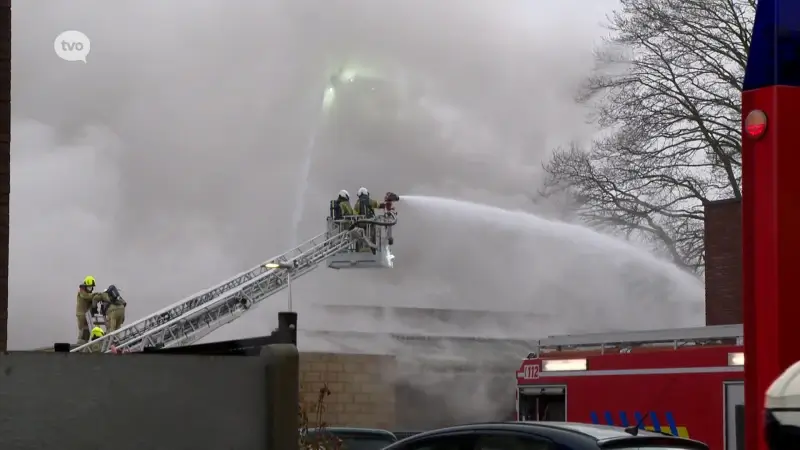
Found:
<box><xmin>704</xmin><ymin>199</ymin><xmax>742</xmax><ymax>325</ymax></box>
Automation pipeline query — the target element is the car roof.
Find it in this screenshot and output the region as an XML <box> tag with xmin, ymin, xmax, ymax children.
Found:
<box><xmin>403</xmin><ymin>422</ymin><xmax>662</xmax><ymax>437</ymax></box>
<box><xmin>532</xmin><ymin>422</ymin><xmax>666</xmax><ymax>438</ymax></box>
<box><xmin>390</xmin><ymin>422</ymin><xmax>707</xmax><ymax>450</ymax></box>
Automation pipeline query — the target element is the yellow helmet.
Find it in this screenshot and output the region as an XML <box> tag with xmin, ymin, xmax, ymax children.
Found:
<box><xmin>90</xmin><ymin>326</ymin><xmax>105</xmax><ymax>338</ymax></box>
<box><xmin>83</xmin><ymin>275</ymin><xmax>96</xmax><ymax>287</ymax></box>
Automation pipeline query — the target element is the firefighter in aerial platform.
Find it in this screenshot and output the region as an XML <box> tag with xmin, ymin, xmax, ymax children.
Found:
<box><xmin>333</xmin><ymin>189</ymin><xmax>356</xmax><ymax>217</ymax></box>
<box><xmin>75</xmin><ymin>276</ymin><xmax>106</xmax><ymax>345</ymax></box>
<box><xmin>353</xmin><ymin>187</ymin><xmax>380</xmax><ymax>218</ymax></box>
<box><xmin>330</xmin><ymin>189</ymin><xmax>356</xmax><ymax>235</ymax></box>
<box><xmin>352</xmin><ymin>188</ymin><xmax>399</xmax><ymax>252</ymax></box>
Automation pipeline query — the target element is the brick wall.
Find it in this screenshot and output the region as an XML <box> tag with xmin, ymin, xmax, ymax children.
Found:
<box><xmin>300</xmin><ymin>352</ymin><xmax>396</xmax><ymax>429</ymax></box>
<box><xmin>704</xmin><ymin>198</ymin><xmax>742</xmax><ymax>325</ymax></box>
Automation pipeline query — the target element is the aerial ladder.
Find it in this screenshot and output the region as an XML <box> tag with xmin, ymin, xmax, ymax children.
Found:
<box><xmin>71</xmin><ymin>193</ymin><xmax>401</xmax><ymax>353</ymax></box>
<box><xmin>524</xmin><ymin>324</ymin><xmax>744</xmax><ymax>358</ymax></box>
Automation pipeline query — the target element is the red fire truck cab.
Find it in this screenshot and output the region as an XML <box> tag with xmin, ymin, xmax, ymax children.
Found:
<box><xmin>515</xmin><ymin>324</ymin><xmax>744</xmax><ymax>450</ymax></box>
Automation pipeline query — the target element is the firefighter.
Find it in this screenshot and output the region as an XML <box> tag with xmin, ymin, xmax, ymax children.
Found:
<box><xmin>353</xmin><ymin>187</ymin><xmax>381</xmax><ymax>218</ymax></box>
<box><xmin>331</xmin><ymin>189</ymin><xmax>355</xmax><ymax>219</ymax></box>
<box><xmin>88</xmin><ymin>326</ymin><xmax>105</xmax><ymax>352</ymax></box>
<box><xmin>76</xmin><ymin>275</ymin><xmax>101</xmax><ymax>345</ymax></box>
<box><xmin>104</xmin><ymin>284</ymin><xmax>127</xmax><ymax>333</ymax></box>
<box><xmin>330</xmin><ymin>190</ymin><xmax>356</xmax><ymax>237</ymax></box>
<box><xmin>353</xmin><ymin>187</ymin><xmax>392</xmax><ymax>252</ymax></box>
<box><xmin>765</xmin><ymin>359</ymin><xmax>800</xmax><ymax>449</ymax></box>
<box><xmin>90</xmin><ymin>326</ymin><xmax>105</xmax><ymax>340</ymax></box>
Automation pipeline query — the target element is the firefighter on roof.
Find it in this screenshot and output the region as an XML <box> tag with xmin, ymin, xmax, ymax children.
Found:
<box><xmin>89</xmin><ymin>326</ymin><xmax>105</xmax><ymax>352</ymax></box>
<box><xmin>75</xmin><ymin>275</ymin><xmax>116</xmax><ymax>345</ymax></box>
<box><xmin>76</xmin><ymin>275</ymin><xmax>102</xmax><ymax>344</ymax></box>
<box><xmin>103</xmin><ymin>284</ymin><xmax>127</xmax><ymax>332</ymax></box>
<box><xmin>90</xmin><ymin>326</ymin><xmax>105</xmax><ymax>339</ymax></box>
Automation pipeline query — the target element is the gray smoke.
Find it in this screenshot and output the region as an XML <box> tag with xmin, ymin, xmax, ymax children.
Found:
<box><xmin>10</xmin><ymin>0</ymin><xmax>701</xmax><ymax>425</ymax></box>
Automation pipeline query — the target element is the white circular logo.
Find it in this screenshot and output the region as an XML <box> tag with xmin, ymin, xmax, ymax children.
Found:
<box><xmin>54</xmin><ymin>30</ymin><xmax>91</xmax><ymax>63</ymax></box>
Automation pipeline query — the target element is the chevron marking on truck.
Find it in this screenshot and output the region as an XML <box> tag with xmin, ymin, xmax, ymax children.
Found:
<box><xmin>590</xmin><ymin>411</ymin><xmax>690</xmax><ymax>438</ymax></box>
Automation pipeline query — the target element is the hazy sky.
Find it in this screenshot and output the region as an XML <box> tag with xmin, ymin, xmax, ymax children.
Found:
<box><xmin>9</xmin><ymin>0</ymin><xmax>704</xmax><ymax>350</ymax></box>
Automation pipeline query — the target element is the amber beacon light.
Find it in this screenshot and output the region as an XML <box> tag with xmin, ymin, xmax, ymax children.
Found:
<box><xmin>744</xmin><ymin>109</ymin><xmax>768</xmax><ymax>139</ymax></box>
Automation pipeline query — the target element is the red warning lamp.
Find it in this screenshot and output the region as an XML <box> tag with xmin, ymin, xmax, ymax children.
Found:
<box><xmin>744</xmin><ymin>109</ymin><xmax>768</xmax><ymax>139</ymax></box>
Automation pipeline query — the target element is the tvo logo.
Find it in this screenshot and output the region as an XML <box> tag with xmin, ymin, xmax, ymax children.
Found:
<box><xmin>54</xmin><ymin>30</ymin><xmax>91</xmax><ymax>63</ymax></box>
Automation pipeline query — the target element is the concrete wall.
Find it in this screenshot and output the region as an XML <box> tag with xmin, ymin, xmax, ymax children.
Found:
<box><xmin>300</xmin><ymin>352</ymin><xmax>396</xmax><ymax>429</ymax></box>
<box><xmin>0</xmin><ymin>348</ymin><xmax>297</xmax><ymax>450</ymax></box>
<box><xmin>704</xmin><ymin>198</ymin><xmax>742</xmax><ymax>325</ymax></box>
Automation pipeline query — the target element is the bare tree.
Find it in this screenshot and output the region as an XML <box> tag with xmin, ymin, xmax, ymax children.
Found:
<box><xmin>543</xmin><ymin>0</ymin><xmax>754</xmax><ymax>272</ymax></box>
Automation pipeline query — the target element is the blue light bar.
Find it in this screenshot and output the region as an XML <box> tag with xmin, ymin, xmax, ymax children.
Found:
<box><xmin>742</xmin><ymin>0</ymin><xmax>800</xmax><ymax>90</ymax></box>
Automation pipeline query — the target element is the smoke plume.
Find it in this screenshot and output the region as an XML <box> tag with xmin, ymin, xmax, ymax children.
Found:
<box><xmin>11</xmin><ymin>0</ymin><xmax>702</xmax><ymax>425</ymax></box>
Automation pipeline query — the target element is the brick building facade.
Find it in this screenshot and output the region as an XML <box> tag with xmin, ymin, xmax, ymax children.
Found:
<box><xmin>299</xmin><ymin>352</ymin><xmax>397</xmax><ymax>429</ymax></box>
<box><xmin>704</xmin><ymin>198</ymin><xmax>742</xmax><ymax>325</ymax></box>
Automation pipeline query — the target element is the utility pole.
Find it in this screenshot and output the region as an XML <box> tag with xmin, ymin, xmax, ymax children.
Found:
<box><xmin>0</xmin><ymin>0</ymin><xmax>10</xmax><ymax>352</ymax></box>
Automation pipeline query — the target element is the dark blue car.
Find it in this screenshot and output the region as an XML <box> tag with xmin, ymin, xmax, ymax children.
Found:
<box><xmin>382</xmin><ymin>422</ymin><xmax>709</xmax><ymax>450</ymax></box>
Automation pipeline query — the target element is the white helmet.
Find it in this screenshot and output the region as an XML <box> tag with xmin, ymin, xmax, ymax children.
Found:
<box><xmin>338</xmin><ymin>189</ymin><xmax>350</xmax><ymax>200</ymax></box>
<box><xmin>357</xmin><ymin>187</ymin><xmax>369</xmax><ymax>197</ymax></box>
<box><xmin>766</xmin><ymin>360</ymin><xmax>800</xmax><ymax>447</ymax></box>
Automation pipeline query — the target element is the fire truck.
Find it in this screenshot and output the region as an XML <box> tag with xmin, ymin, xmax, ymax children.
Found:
<box><xmin>515</xmin><ymin>324</ymin><xmax>743</xmax><ymax>450</ymax></box>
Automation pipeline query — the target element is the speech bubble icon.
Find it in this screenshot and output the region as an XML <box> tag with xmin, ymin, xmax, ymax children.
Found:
<box><xmin>54</xmin><ymin>30</ymin><xmax>91</xmax><ymax>63</ymax></box>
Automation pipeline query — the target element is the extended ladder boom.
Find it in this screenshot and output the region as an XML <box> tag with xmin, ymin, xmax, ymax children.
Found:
<box><xmin>72</xmin><ymin>228</ymin><xmax>357</xmax><ymax>353</ymax></box>
<box><xmin>526</xmin><ymin>324</ymin><xmax>743</xmax><ymax>358</ymax></box>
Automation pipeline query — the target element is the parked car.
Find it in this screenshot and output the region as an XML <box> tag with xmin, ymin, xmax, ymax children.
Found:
<box><xmin>303</xmin><ymin>427</ymin><xmax>398</xmax><ymax>450</ymax></box>
<box><xmin>382</xmin><ymin>422</ymin><xmax>709</xmax><ymax>450</ymax></box>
